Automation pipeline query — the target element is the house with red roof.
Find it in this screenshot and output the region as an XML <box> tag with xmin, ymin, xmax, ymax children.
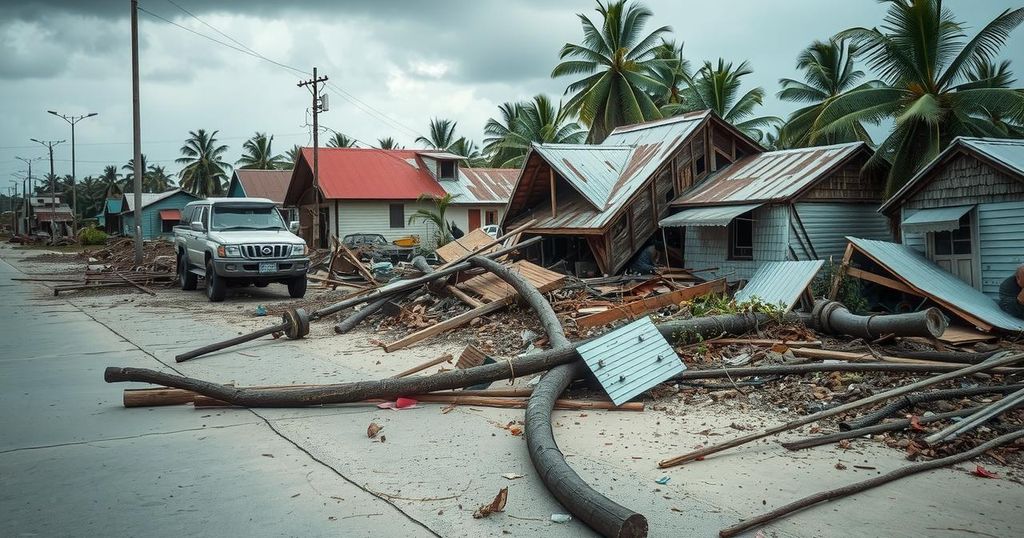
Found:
<box><xmin>227</xmin><ymin>169</ymin><xmax>296</xmax><ymax>222</ymax></box>
<box><xmin>284</xmin><ymin>147</ymin><xmax>516</xmax><ymax>248</ymax></box>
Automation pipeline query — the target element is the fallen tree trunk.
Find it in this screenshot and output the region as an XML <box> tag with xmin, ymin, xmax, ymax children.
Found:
<box><xmin>783</xmin><ymin>405</ymin><xmax>992</xmax><ymax>451</ymax></box>
<box><xmin>839</xmin><ymin>383</ymin><xmax>1024</xmax><ymax>431</ymax></box>
<box><xmin>123</xmin><ymin>386</ymin><xmax>536</xmax><ymax>408</ymax></box>
<box><xmin>720</xmin><ymin>428</ymin><xmax>1024</xmax><ymax>538</ymax></box>
<box><xmin>193</xmin><ymin>393</ymin><xmax>644</xmax><ymax>411</ymax></box>
<box><xmin>468</xmin><ymin>256</ymin><xmax>649</xmax><ymax>538</ymax></box>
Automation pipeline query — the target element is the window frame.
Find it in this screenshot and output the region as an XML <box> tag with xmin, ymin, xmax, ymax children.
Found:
<box><xmin>727</xmin><ymin>211</ymin><xmax>754</xmax><ymax>261</ymax></box>
<box><xmin>438</xmin><ymin>160</ymin><xmax>457</xmax><ymax>180</ymax></box>
<box><xmin>485</xmin><ymin>210</ymin><xmax>498</xmax><ymax>226</ymax></box>
<box><xmin>389</xmin><ymin>203</ymin><xmax>405</xmax><ymax>229</ymax></box>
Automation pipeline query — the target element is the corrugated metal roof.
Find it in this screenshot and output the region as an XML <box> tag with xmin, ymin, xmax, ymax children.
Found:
<box><xmin>418</xmin><ymin>151</ymin><xmax>465</xmax><ymax>160</ymax></box>
<box><xmin>846</xmin><ymin>236</ymin><xmax>1024</xmax><ymax>332</ymax></box>
<box><xmin>659</xmin><ymin>203</ymin><xmax>762</xmax><ymax>228</ymax></box>
<box><xmin>901</xmin><ymin>205</ymin><xmax>973</xmax><ymax>234</ymax></box>
<box><xmin>531</xmin><ymin>144</ymin><xmax>632</xmax><ymax>210</ymax></box>
<box><xmin>444</xmin><ymin>168</ymin><xmax>517</xmax><ymax>204</ymax></box>
<box><xmin>105</xmin><ymin>198</ymin><xmax>122</xmax><ymax>213</ymax></box>
<box><xmin>232</xmin><ymin>169</ymin><xmax>292</xmax><ymax>205</ymax></box>
<box><xmin>296</xmin><ymin>148</ymin><xmax>446</xmax><ymax>200</ymax></box>
<box><xmin>121</xmin><ymin>189</ymin><xmax>193</xmax><ymax>213</ymax></box>
<box><xmin>576</xmin><ymin>316</ymin><xmax>686</xmax><ymax>406</ymax></box>
<box><xmin>158</xmin><ymin>209</ymin><xmax>181</xmax><ymax>221</ymax></box>
<box><xmin>881</xmin><ymin>137</ymin><xmax>1024</xmax><ymax>213</ymax></box>
<box><xmin>734</xmin><ymin>260</ymin><xmax>824</xmax><ymax>312</ymax></box>
<box><xmin>674</xmin><ymin>142</ymin><xmax>864</xmax><ymax>206</ymax></box>
<box><xmin>34</xmin><ymin>210</ymin><xmax>74</xmax><ymax>222</ymax></box>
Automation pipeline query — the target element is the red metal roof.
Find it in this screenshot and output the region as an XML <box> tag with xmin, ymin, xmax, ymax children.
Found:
<box><xmin>34</xmin><ymin>211</ymin><xmax>73</xmax><ymax>222</ymax></box>
<box><xmin>295</xmin><ymin>148</ymin><xmax>447</xmax><ymax>200</ymax></box>
<box><xmin>233</xmin><ymin>170</ymin><xmax>291</xmax><ymax>204</ymax></box>
<box><xmin>159</xmin><ymin>209</ymin><xmax>181</xmax><ymax>220</ymax></box>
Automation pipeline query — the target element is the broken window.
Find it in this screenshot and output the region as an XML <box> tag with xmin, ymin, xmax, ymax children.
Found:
<box><xmin>389</xmin><ymin>203</ymin><xmax>405</xmax><ymax>228</ymax></box>
<box><xmin>933</xmin><ymin>214</ymin><xmax>972</xmax><ymax>255</ymax></box>
<box><xmin>728</xmin><ymin>210</ymin><xmax>754</xmax><ymax>260</ymax></box>
<box><xmin>439</xmin><ymin>160</ymin><xmax>457</xmax><ymax>180</ymax></box>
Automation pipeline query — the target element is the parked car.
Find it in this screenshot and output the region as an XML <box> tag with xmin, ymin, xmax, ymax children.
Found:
<box><xmin>173</xmin><ymin>198</ymin><xmax>310</xmax><ymax>302</ymax></box>
<box><xmin>342</xmin><ymin>233</ymin><xmax>414</xmax><ymax>262</ymax></box>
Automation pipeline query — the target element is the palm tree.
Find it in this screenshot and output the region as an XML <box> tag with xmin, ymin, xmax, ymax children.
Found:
<box><xmin>962</xmin><ymin>59</ymin><xmax>1024</xmax><ymax>138</ymax></box>
<box><xmin>817</xmin><ymin>0</ymin><xmax>1024</xmax><ymax>194</ymax></box>
<box><xmin>416</xmin><ymin>118</ymin><xmax>458</xmax><ymax>150</ymax></box>
<box><xmin>77</xmin><ymin>175</ymin><xmax>103</xmax><ymax>216</ymax></box>
<box><xmin>284</xmin><ymin>145</ymin><xmax>302</xmax><ymax>169</ymax></box>
<box><xmin>777</xmin><ymin>39</ymin><xmax>881</xmax><ymax>148</ymax></box>
<box><xmin>326</xmin><ymin>132</ymin><xmax>357</xmax><ymax>148</ymax></box>
<box><xmin>552</xmin><ymin>0</ymin><xmax>671</xmax><ymax>142</ymax></box>
<box><xmin>98</xmin><ymin>165</ymin><xmax>122</xmax><ymax>198</ymax></box>
<box><xmin>666</xmin><ymin>59</ymin><xmax>782</xmax><ymax>142</ymax></box>
<box><xmin>650</xmin><ymin>39</ymin><xmax>691</xmax><ymax>108</ymax></box>
<box><xmin>408</xmin><ymin>193</ymin><xmax>458</xmax><ymax>248</ymax></box>
<box><xmin>236</xmin><ymin>132</ymin><xmax>287</xmax><ymax>169</ymax></box>
<box><xmin>483</xmin><ymin>95</ymin><xmax>587</xmax><ymax>168</ymax></box>
<box><xmin>176</xmin><ymin>129</ymin><xmax>231</xmax><ymax>197</ymax></box>
<box><xmin>122</xmin><ymin>154</ymin><xmax>148</xmax><ymax>192</ymax></box>
<box><xmin>146</xmin><ymin>165</ymin><xmax>174</xmax><ymax>192</ymax></box>
<box><xmin>377</xmin><ymin>137</ymin><xmax>400</xmax><ymax>150</ymax></box>
<box><xmin>448</xmin><ymin>137</ymin><xmax>486</xmax><ymax>167</ymax></box>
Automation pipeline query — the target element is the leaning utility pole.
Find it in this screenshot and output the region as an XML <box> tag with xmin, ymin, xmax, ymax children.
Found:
<box><xmin>130</xmin><ymin>0</ymin><xmax>143</xmax><ymax>265</ymax></box>
<box><xmin>30</xmin><ymin>139</ymin><xmax>65</xmax><ymax>238</ymax></box>
<box><xmin>48</xmin><ymin>110</ymin><xmax>98</xmax><ymax>236</ymax></box>
<box><xmin>297</xmin><ymin>67</ymin><xmax>328</xmax><ymax>248</ymax></box>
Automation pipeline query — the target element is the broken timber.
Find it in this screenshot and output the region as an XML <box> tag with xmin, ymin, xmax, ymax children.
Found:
<box><xmin>574</xmin><ymin>278</ymin><xmax>727</xmax><ymax>329</ymax></box>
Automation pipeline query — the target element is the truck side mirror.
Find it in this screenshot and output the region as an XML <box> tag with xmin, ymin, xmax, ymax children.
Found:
<box><xmin>190</xmin><ymin>221</ymin><xmax>205</xmax><ymax>232</ymax></box>
<box><xmin>288</xmin><ymin>221</ymin><xmax>299</xmax><ymax>233</ymax></box>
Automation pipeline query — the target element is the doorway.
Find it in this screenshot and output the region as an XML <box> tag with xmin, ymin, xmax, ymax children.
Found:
<box><xmin>468</xmin><ymin>209</ymin><xmax>481</xmax><ymax>230</ymax></box>
<box><xmin>318</xmin><ymin>207</ymin><xmax>330</xmax><ymax>249</ymax></box>
<box><xmin>929</xmin><ymin>212</ymin><xmax>978</xmax><ymax>288</ymax></box>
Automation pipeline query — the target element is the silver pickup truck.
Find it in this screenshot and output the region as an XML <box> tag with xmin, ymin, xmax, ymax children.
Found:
<box><xmin>173</xmin><ymin>198</ymin><xmax>310</xmax><ymax>302</ymax></box>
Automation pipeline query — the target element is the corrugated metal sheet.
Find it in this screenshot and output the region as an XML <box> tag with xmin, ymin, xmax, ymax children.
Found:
<box><xmin>881</xmin><ymin>137</ymin><xmax>1024</xmax><ymax>213</ymax></box>
<box><xmin>445</xmin><ymin>168</ymin><xmax>518</xmax><ymax>204</ymax></box>
<box><xmin>532</xmin><ymin>144</ymin><xmax>633</xmax><ymax>210</ymax></box>
<box><xmin>576</xmin><ymin>316</ymin><xmax>685</xmax><ymax>406</ymax></box>
<box><xmin>659</xmin><ymin>203</ymin><xmax>762</xmax><ymax>228</ymax></box>
<box><xmin>977</xmin><ymin>201</ymin><xmax>1024</xmax><ymax>299</ymax></box>
<box><xmin>296</xmin><ymin>148</ymin><xmax>447</xmax><ymax>200</ymax></box>
<box><xmin>901</xmin><ymin>205</ymin><xmax>974</xmax><ymax>233</ymax></box>
<box><xmin>734</xmin><ymin>260</ymin><xmax>824</xmax><ymax>312</ymax></box>
<box><xmin>674</xmin><ymin>142</ymin><xmax>864</xmax><ymax>205</ymax></box>
<box><xmin>684</xmin><ymin>204</ymin><xmax>791</xmax><ymax>282</ymax></box>
<box><xmin>847</xmin><ymin>236</ymin><xmax>1024</xmax><ymax>331</ymax></box>
<box><xmin>231</xmin><ymin>169</ymin><xmax>292</xmax><ymax>205</ymax></box>
<box><xmin>121</xmin><ymin>189</ymin><xmax>194</xmax><ymax>213</ymax></box>
<box><xmin>792</xmin><ymin>203</ymin><xmax>892</xmax><ymax>261</ymax></box>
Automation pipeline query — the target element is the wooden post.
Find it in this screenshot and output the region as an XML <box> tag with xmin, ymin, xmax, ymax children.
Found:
<box><xmin>549</xmin><ymin>167</ymin><xmax>557</xmax><ymax>218</ymax></box>
<box><xmin>828</xmin><ymin>242</ymin><xmax>854</xmax><ymax>300</ymax></box>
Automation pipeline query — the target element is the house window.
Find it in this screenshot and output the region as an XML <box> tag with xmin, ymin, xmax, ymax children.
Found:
<box><xmin>695</xmin><ymin>154</ymin><xmax>706</xmax><ymax>176</ymax></box>
<box><xmin>161</xmin><ymin>218</ymin><xmax>175</xmax><ymax>233</ymax></box>
<box><xmin>664</xmin><ymin>185</ymin><xmax>675</xmax><ymax>205</ymax></box>
<box><xmin>439</xmin><ymin>160</ymin><xmax>457</xmax><ymax>180</ymax></box>
<box><xmin>933</xmin><ymin>214</ymin><xmax>972</xmax><ymax>255</ymax></box>
<box><xmin>389</xmin><ymin>203</ymin><xmax>405</xmax><ymax>228</ymax></box>
<box><xmin>728</xmin><ymin>210</ymin><xmax>754</xmax><ymax>260</ymax></box>
<box><xmin>485</xmin><ymin>210</ymin><xmax>498</xmax><ymax>226</ymax></box>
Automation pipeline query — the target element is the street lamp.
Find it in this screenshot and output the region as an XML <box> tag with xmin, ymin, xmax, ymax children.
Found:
<box><xmin>48</xmin><ymin>110</ymin><xmax>98</xmax><ymax>236</ymax></box>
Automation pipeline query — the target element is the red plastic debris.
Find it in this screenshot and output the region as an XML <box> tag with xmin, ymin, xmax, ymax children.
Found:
<box><xmin>972</xmin><ymin>465</ymin><xmax>999</xmax><ymax>479</ymax></box>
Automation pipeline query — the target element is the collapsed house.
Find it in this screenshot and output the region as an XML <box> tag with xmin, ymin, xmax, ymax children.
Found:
<box><xmin>284</xmin><ymin>148</ymin><xmax>516</xmax><ymax>248</ymax></box>
<box><xmin>501</xmin><ymin>110</ymin><xmax>891</xmax><ymax>278</ymax></box>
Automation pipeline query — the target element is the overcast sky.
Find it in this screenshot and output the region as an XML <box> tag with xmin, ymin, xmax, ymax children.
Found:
<box><xmin>2</xmin><ymin>0</ymin><xmax>1022</xmax><ymax>186</ymax></box>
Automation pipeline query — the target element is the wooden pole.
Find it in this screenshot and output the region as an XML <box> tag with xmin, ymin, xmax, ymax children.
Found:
<box><xmin>391</xmin><ymin>353</ymin><xmax>454</xmax><ymax>378</ymax></box>
<box><xmin>193</xmin><ymin>393</ymin><xmax>644</xmax><ymax>411</ymax></box>
<box><xmin>658</xmin><ymin>352</ymin><xmax>1024</xmax><ymax>468</ymax></box>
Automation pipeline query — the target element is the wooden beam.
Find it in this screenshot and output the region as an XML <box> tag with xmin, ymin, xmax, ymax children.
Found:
<box><xmin>574</xmin><ymin>278</ymin><xmax>727</xmax><ymax>329</ymax></box>
<box><xmin>845</xmin><ymin>267</ymin><xmax>920</xmax><ymax>296</ymax></box>
<box><xmin>391</xmin><ymin>353</ymin><xmax>454</xmax><ymax>379</ymax></box>
<box><xmin>383</xmin><ymin>299</ymin><xmax>508</xmax><ymax>352</ymax></box>
<box><xmin>549</xmin><ymin>167</ymin><xmax>557</xmax><ymax>218</ymax></box>
<box><xmin>828</xmin><ymin>242</ymin><xmax>854</xmax><ymax>300</ymax></box>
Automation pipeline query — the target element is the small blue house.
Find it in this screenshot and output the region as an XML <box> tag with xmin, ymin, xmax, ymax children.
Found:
<box><xmin>119</xmin><ymin>189</ymin><xmax>200</xmax><ymax>240</ymax></box>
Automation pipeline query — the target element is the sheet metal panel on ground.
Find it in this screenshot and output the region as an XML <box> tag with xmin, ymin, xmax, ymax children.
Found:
<box><xmin>846</xmin><ymin>236</ymin><xmax>1024</xmax><ymax>332</ymax></box>
<box><xmin>734</xmin><ymin>260</ymin><xmax>824</xmax><ymax>312</ymax></box>
<box><xmin>576</xmin><ymin>317</ymin><xmax>685</xmax><ymax>406</ymax></box>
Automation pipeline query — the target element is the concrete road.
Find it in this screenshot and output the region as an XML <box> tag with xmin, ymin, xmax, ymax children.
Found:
<box><xmin>2</xmin><ymin>245</ymin><xmax>1021</xmax><ymax>538</ymax></box>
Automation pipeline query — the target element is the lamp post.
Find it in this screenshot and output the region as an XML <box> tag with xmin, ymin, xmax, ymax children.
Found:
<box><xmin>48</xmin><ymin>111</ymin><xmax>97</xmax><ymax>236</ymax></box>
<box><xmin>30</xmin><ymin>138</ymin><xmax>65</xmax><ymax>238</ymax></box>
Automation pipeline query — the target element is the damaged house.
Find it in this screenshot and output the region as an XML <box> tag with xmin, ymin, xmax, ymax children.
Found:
<box><xmin>501</xmin><ymin>110</ymin><xmax>891</xmax><ymax>278</ymax></box>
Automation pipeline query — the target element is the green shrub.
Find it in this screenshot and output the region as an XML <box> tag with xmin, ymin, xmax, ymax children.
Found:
<box><xmin>811</xmin><ymin>260</ymin><xmax>869</xmax><ymax>313</ymax></box>
<box><xmin>78</xmin><ymin>226</ymin><xmax>108</xmax><ymax>246</ymax></box>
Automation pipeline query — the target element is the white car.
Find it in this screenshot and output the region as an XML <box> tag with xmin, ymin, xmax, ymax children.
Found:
<box><xmin>481</xmin><ymin>224</ymin><xmax>500</xmax><ymax>238</ymax></box>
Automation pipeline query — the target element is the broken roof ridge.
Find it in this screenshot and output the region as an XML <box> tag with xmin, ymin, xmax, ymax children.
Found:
<box><xmin>531</xmin><ymin>142</ymin><xmax>633</xmax><ymax>150</ymax></box>
<box><xmin>606</xmin><ymin>109</ymin><xmax>710</xmax><ymax>135</ymax></box>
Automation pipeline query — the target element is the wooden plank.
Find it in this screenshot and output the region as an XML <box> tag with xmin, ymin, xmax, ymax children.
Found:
<box><xmin>935</xmin><ymin>325</ymin><xmax>997</xmax><ymax>345</ymax></box>
<box><xmin>117</xmin><ymin>272</ymin><xmax>157</xmax><ymax>296</ymax></box>
<box><xmin>445</xmin><ymin>284</ymin><xmax>484</xmax><ymax>308</ymax></box>
<box><xmin>391</xmin><ymin>353</ymin><xmax>454</xmax><ymax>378</ymax></box>
<box><xmin>574</xmin><ymin>278</ymin><xmax>728</xmax><ymax>329</ymax></box>
<box><xmin>458</xmin><ymin>260</ymin><xmax>566</xmax><ymax>303</ymax></box>
<box><xmin>828</xmin><ymin>242</ymin><xmax>854</xmax><ymax>300</ymax></box>
<box><xmin>435</xmin><ymin>228</ymin><xmax>497</xmax><ymax>263</ymax></box>
<box><xmin>435</xmin><ymin>218</ymin><xmax>538</xmax><ymax>269</ymax></box>
<box><xmin>383</xmin><ymin>300</ymin><xmax>507</xmax><ymax>352</ymax></box>
<box><xmin>338</xmin><ymin>242</ymin><xmax>377</xmax><ymax>285</ymax></box>
<box><xmin>845</xmin><ymin>267</ymin><xmax>920</xmax><ymax>296</ymax></box>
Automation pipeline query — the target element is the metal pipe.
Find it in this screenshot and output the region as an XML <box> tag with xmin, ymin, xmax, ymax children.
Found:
<box><xmin>801</xmin><ymin>299</ymin><xmax>947</xmax><ymax>339</ymax></box>
<box><xmin>174</xmin><ymin>323</ymin><xmax>286</xmax><ymax>363</ymax></box>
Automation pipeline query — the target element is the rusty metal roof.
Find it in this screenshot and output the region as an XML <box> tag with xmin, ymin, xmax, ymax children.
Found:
<box><xmin>445</xmin><ymin>168</ymin><xmax>518</xmax><ymax>204</ymax></box>
<box><xmin>532</xmin><ymin>144</ymin><xmax>633</xmax><ymax>210</ymax></box>
<box><xmin>674</xmin><ymin>142</ymin><xmax>865</xmax><ymax>206</ymax></box>
<box><xmin>659</xmin><ymin>203</ymin><xmax>762</xmax><ymax>227</ymax></box>
<box><xmin>734</xmin><ymin>260</ymin><xmax>824</xmax><ymax>312</ymax></box>
<box><xmin>576</xmin><ymin>316</ymin><xmax>686</xmax><ymax>405</ymax></box>
<box><xmin>231</xmin><ymin>169</ymin><xmax>292</xmax><ymax>205</ymax></box>
<box><xmin>880</xmin><ymin>137</ymin><xmax>1024</xmax><ymax>213</ymax></box>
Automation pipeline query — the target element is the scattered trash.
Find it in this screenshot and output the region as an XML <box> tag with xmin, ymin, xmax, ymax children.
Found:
<box><xmin>501</xmin><ymin>473</ymin><xmax>524</xmax><ymax>480</ymax></box>
<box><xmin>472</xmin><ymin>487</ymin><xmax>508</xmax><ymax>519</ymax></box>
<box><xmin>377</xmin><ymin>397</ymin><xmax>418</xmax><ymax>410</ymax></box>
<box><xmin>972</xmin><ymin>465</ymin><xmax>999</xmax><ymax>479</ymax></box>
<box><xmin>255</xmin><ymin>305</ymin><xmax>267</xmax><ymax>316</ymax></box>
<box><xmin>367</xmin><ymin>422</ymin><xmax>383</xmax><ymax>438</ymax></box>
<box><xmin>654</xmin><ymin>476</ymin><xmax>671</xmax><ymax>485</ymax></box>
<box><xmin>550</xmin><ymin>513</ymin><xmax>572</xmax><ymax>523</ymax></box>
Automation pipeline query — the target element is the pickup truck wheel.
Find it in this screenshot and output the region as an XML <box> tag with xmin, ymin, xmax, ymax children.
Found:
<box><xmin>287</xmin><ymin>275</ymin><xmax>308</xmax><ymax>298</ymax></box>
<box><xmin>205</xmin><ymin>259</ymin><xmax>226</xmax><ymax>302</ymax></box>
<box><xmin>178</xmin><ymin>253</ymin><xmax>197</xmax><ymax>291</ymax></box>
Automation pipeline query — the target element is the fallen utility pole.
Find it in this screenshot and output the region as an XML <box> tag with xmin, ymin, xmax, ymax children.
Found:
<box><xmin>193</xmin><ymin>393</ymin><xmax>643</xmax><ymax>411</ymax></box>
<box><xmin>719</xmin><ymin>428</ymin><xmax>1024</xmax><ymax>538</ymax></box>
<box><xmin>658</xmin><ymin>352</ymin><xmax>1024</xmax><ymax>468</ymax></box>
<box><xmin>174</xmin><ymin>236</ymin><xmax>540</xmax><ymax>362</ymax></box>
<box><xmin>923</xmin><ymin>386</ymin><xmax>1024</xmax><ymax>445</ymax></box>
<box><xmin>839</xmin><ymin>383</ymin><xmax>1024</xmax><ymax>431</ymax></box>
<box><xmin>123</xmin><ymin>386</ymin><xmax>536</xmax><ymax>408</ymax></box>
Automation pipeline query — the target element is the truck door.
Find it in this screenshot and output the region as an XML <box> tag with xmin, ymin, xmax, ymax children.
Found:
<box><xmin>188</xmin><ymin>206</ymin><xmax>209</xmax><ymax>265</ymax></box>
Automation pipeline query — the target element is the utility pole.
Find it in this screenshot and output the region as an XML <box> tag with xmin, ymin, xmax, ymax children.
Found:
<box><xmin>30</xmin><ymin>139</ymin><xmax>65</xmax><ymax>238</ymax></box>
<box><xmin>48</xmin><ymin>110</ymin><xmax>98</xmax><ymax>236</ymax></box>
<box><xmin>15</xmin><ymin>156</ymin><xmax>40</xmax><ymax>234</ymax></box>
<box><xmin>297</xmin><ymin>67</ymin><xmax>329</xmax><ymax>248</ymax></box>
<box><xmin>130</xmin><ymin>0</ymin><xmax>143</xmax><ymax>265</ymax></box>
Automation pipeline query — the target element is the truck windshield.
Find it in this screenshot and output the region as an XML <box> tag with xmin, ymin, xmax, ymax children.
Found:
<box><xmin>211</xmin><ymin>205</ymin><xmax>286</xmax><ymax>231</ymax></box>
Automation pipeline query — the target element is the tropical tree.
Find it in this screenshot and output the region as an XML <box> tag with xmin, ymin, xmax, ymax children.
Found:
<box><xmin>552</xmin><ymin>0</ymin><xmax>671</xmax><ymax>142</ymax></box>
<box><xmin>816</xmin><ymin>0</ymin><xmax>1024</xmax><ymax>194</ymax></box>
<box><xmin>377</xmin><ymin>137</ymin><xmax>400</xmax><ymax>150</ymax></box>
<box><xmin>236</xmin><ymin>132</ymin><xmax>287</xmax><ymax>170</ymax></box>
<box><xmin>666</xmin><ymin>59</ymin><xmax>782</xmax><ymax>142</ymax></box>
<box><xmin>327</xmin><ymin>132</ymin><xmax>357</xmax><ymax>148</ymax></box>
<box><xmin>777</xmin><ymin>39</ymin><xmax>881</xmax><ymax>148</ymax></box>
<box><xmin>122</xmin><ymin>154</ymin><xmax>148</xmax><ymax>192</ymax></box>
<box><xmin>284</xmin><ymin>145</ymin><xmax>302</xmax><ymax>169</ymax></box>
<box><xmin>483</xmin><ymin>94</ymin><xmax>587</xmax><ymax>168</ymax></box>
<box><xmin>408</xmin><ymin>193</ymin><xmax>458</xmax><ymax>248</ymax></box>
<box><xmin>448</xmin><ymin>137</ymin><xmax>487</xmax><ymax>168</ymax></box>
<box><xmin>962</xmin><ymin>59</ymin><xmax>1024</xmax><ymax>138</ymax></box>
<box><xmin>176</xmin><ymin>129</ymin><xmax>231</xmax><ymax>197</ymax></box>
<box><xmin>98</xmin><ymin>165</ymin><xmax>122</xmax><ymax>198</ymax></box>
<box><xmin>146</xmin><ymin>165</ymin><xmax>174</xmax><ymax>192</ymax></box>
<box><xmin>416</xmin><ymin>118</ymin><xmax>459</xmax><ymax>150</ymax></box>
<box><xmin>650</xmin><ymin>39</ymin><xmax>691</xmax><ymax>108</ymax></box>
<box><xmin>76</xmin><ymin>175</ymin><xmax>103</xmax><ymax>216</ymax></box>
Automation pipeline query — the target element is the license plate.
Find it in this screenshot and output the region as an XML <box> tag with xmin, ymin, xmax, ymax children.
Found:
<box><xmin>258</xmin><ymin>262</ymin><xmax>277</xmax><ymax>273</ymax></box>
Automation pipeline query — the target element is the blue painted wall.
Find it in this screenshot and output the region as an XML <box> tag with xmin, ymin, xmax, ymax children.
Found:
<box><xmin>792</xmin><ymin>203</ymin><xmax>892</xmax><ymax>262</ymax></box>
<box><xmin>122</xmin><ymin>191</ymin><xmax>198</xmax><ymax>240</ymax></box>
